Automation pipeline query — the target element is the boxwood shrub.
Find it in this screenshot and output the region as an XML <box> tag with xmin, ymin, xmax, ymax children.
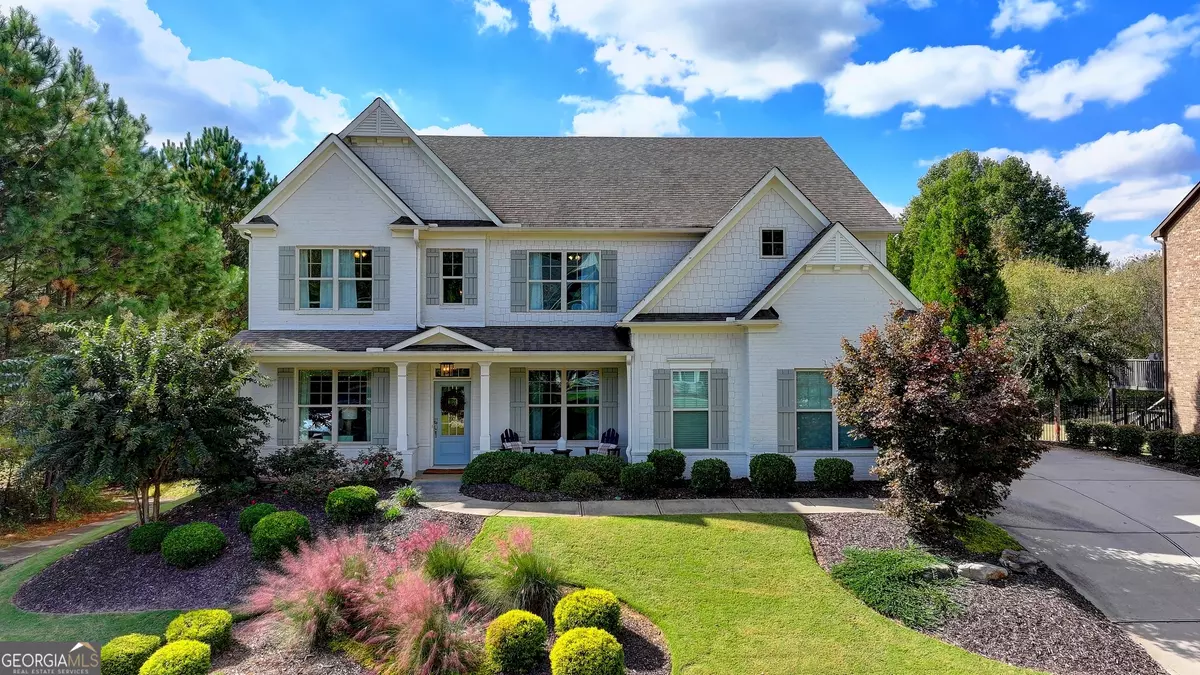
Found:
<box><xmin>1148</xmin><ymin>429</ymin><xmax>1179</xmax><ymax>461</ymax></box>
<box><xmin>554</xmin><ymin>588</ymin><xmax>621</xmax><ymax>634</ymax></box>
<box><xmin>646</xmin><ymin>448</ymin><xmax>686</xmax><ymax>485</ymax></box>
<box><xmin>559</xmin><ymin>470</ymin><xmax>603</xmax><ymax>499</ymax></box>
<box><xmin>101</xmin><ymin>634</ymin><xmax>161</xmax><ymax>675</ymax></box>
<box><xmin>1063</xmin><ymin>419</ymin><xmax>1094</xmax><ymax>447</ymax></box>
<box><xmin>1092</xmin><ymin>422</ymin><xmax>1117</xmax><ymax>449</ymax></box>
<box><xmin>512</xmin><ymin>466</ymin><xmax>558</xmax><ymax>494</ymax></box>
<box><xmin>689</xmin><ymin>458</ymin><xmax>731</xmax><ymax>496</ymax></box>
<box><xmin>813</xmin><ymin>457</ymin><xmax>855</xmax><ymax>491</ymax></box>
<box><xmin>165</xmin><ymin>609</ymin><xmax>233</xmax><ymax>652</ymax></box>
<box><xmin>573</xmin><ymin>455</ymin><xmax>623</xmax><ymax>486</ymax></box>
<box><xmin>619</xmin><ymin>462</ymin><xmax>657</xmax><ymax>498</ymax></box>
<box><xmin>138</xmin><ymin>640</ymin><xmax>210</xmax><ymax>675</ymax></box>
<box><xmin>462</xmin><ymin>451</ymin><xmax>536</xmax><ymax>486</ymax></box>
<box><xmin>160</xmin><ymin>523</ymin><xmax>226</xmax><ymax>569</ymax></box>
<box><xmin>1178</xmin><ymin>433</ymin><xmax>1200</xmax><ymax>467</ymax></box>
<box><xmin>549</xmin><ymin>627</ymin><xmax>624</xmax><ymax>675</ymax></box>
<box><xmin>1113</xmin><ymin>425</ymin><xmax>1147</xmax><ymax>457</ymax></box>
<box><xmin>324</xmin><ymin>485</ymin><xmax>378</xmax><ymax>524</ymax></box>
<box><xmin>237</xmin><ymin>503</ymin><xmax>277</xmax><ymax>535</ymax></box>
<box><xmin>127</xmin><ymin>522</ymin><xmax>174</xmax><ymax>554</ymax></box>
<box><xmin>485</xmin><ymin>610</ymin><xmax>547</xmax><ymax>674</ymax></box>
<box><xmin>250</xmin><ymin>510</ymin><xmax>312</xmax><ymax>560</ymax></box>
<box><xmin>749</xmin><ymin>453</ymin><xmax>796</xmax><ymax>495</ymax></box>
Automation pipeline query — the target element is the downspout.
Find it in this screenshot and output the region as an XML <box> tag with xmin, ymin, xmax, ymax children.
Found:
<box><xmin>626</xmin><ymin>352</ymin><xmax>635</xmax><ymax>463</ymax></box>
<box><xmin>238</xmin><ymin>229</ymin><xmax>253</xmax><ymax>321</ymax></box>
<box><xmin>414</xmin><ymin>229</ymin><xmax>423</xmax><ymax>329</ymax></box>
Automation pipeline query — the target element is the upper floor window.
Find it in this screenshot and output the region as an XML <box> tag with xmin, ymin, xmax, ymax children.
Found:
<box><xmin>796</xmin><ymin>369</ymin><xmax>872</xmax><ymax>450</ymax></box>
<box><xmin>442</xmin><ymin>251</ymin><xmax>464</xmax><ymax>304</ymax></box>
<box><xmin>299</xmin><ymin>248</ymin><xmax>372</xmax><ymax>310</ymax></box>
<box><xmin>529</xmin><ymin>251</ymin><xmax>600</xmax><ymax>311</ymax></box>
<box><xmin>761</xmin><ymin>229</ymin><xmax>784</xmax><ymax>258</ymax></box>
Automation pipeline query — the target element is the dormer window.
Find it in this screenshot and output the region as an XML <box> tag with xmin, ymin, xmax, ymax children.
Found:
<box><xmin>299</xmin><ymin>248</ymin><xmax>372</xmax><ymax>309</ymax></box>
<box><xmin>761</xmin><ymin>229</ymin><xmax>784</xmax><ymax>258</ymax></box>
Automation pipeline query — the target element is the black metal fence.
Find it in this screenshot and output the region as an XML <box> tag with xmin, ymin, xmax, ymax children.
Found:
<box><xmin>1039</xmin><ymin>396</ymin><xmax>1173</xmax><ymax>441</ymax></box>
<box><xmin>1111</xmin><ymin>359</ymin><xmax>1165</xmax><ymax>391</ymax></box>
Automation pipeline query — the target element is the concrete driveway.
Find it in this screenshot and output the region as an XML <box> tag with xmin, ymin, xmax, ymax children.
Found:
<box><xmin>996</xmin><ymin>448</ymin><xmax>1200</xmax><ymax>674</ymax></box>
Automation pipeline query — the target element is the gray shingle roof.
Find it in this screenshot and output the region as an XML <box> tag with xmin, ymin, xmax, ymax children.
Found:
<box><xmin>631</xmin><ymin>309</ymin><xmax>779</xmax><ymax>322</ymax></box>
<box><xmin>231</xmin><ymin>326</ymin><xmax>631</xmax><ymax>353</ymax></box>
<box><xmin>420</xmin><ymin>136</ymin><xmax>897</xmax><ymax>231</ymax></box>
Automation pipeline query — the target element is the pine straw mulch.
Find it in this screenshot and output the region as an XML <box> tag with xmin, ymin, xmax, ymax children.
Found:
<box><xmin>804</xmin><ymin>512</ymin><xmax>1166</xmax><ymax>675</ymax></box>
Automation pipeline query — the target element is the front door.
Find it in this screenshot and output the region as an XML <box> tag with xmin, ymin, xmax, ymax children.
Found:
<box><xmin>434</xmin><ymin>382</ymin><xmax>470</xmax><ymax>465</ymax></box>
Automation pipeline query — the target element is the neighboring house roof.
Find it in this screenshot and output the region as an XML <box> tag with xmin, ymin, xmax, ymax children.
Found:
<box><xmin>231</xmin><ymin>326</ymin><xmax>632</xmax><ymax>353</ymax></box>
<box><xmin>1152</xmin><ymin>180</ymin><xmax>1200</xmax><ymax>238</ymax></box>
<box><xmin>421</xmin><ymin>136</ymin><xmax>898</xmax><ymax>230</ymax></box>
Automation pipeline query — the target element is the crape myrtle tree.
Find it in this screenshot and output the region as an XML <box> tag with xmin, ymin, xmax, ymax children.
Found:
<box><xmin>829</xmin><ymin>304</ymin><xmax>1043</xmax><ymax>537</ymax></box>
<box><xmin>7</xmin><ymin>313</ymin><xmax>271</xmax><ymax>523</ymax></box>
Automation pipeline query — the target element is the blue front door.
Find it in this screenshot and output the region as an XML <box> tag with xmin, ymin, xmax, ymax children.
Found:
<box><xmin>434</xmin><ymin>382</ymin><xmax>471</xmax><ymax>465</ymax></box>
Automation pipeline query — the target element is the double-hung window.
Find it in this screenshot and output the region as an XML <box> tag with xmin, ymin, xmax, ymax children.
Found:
<box><xmin>299</xmin><ymin>248</ymin><xmax>372</xmax><ymax>309</ymax></box>
<box><xmin>298</xmin><ymin>369</ymin><xmax>372</xmax><ymax>443</ymax></box>
<box><xmin>671</xmin><ymin>370</ymin><xmax>709</xmax><ymax>450</ymax></box>
<box><xmin>796</xmin><ymin>370</ymin><xmax>872</xmax><ymax>450</ymax></box>
<box><xmin>528</xmin><ymin>369</ymin><xmax>600</xmax><ymax>441</ymax></box>
<box><xmin>442</xmin><ymin>251</ymin><xmax>464</xmax><ymax>304</ymax></box>
<box><xmin>528</xmin><ymin>251</ymin><xmax>600</xmax><ymax>311</ymax></box>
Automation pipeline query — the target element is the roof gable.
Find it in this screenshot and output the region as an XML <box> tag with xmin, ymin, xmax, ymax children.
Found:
<box><xmin>386</xmin><ymin>326</ymin><xmax>491</xmax><ymax>352</ymax></box>
<box><xmin>1152</xmin><ymin>179</ymin><xmax>1200</xmax><ymax>238</ymax></box>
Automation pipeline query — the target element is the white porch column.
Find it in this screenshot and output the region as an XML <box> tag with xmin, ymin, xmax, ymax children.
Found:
<box><xmin>478</xmin><ymin>362</ymin><xmax>492</xmax><ymax>455</ymax></box>
<box><xmin>395</xmin><ymin>363</ymin><xmax>409</xmax><ymax>456</ymax></box>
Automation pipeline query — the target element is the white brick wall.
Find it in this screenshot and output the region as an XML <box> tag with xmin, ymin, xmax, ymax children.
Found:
<box><xmin>248</xmin><ymin>153</ymin><xmax>419</xmax><ymax>330</ymax></box>
<box><xmin>654</xmin><ymin>189</ymin><xmax>818</xmax><ymax>313</ymax></box>
<box><xmin>486</xmin><ymin>238</ymin><xmax>697</xmax><ymax>325</ymax></box>
<box><xmin>352</xmin><ymin>145</ymin><xmax>486</xmax><ymax>221</ymax></box>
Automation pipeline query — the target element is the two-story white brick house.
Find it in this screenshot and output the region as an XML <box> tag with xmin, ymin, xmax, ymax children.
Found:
<box><xmin>232</xmin><ymin>98</ymin><xmax>920</xmax><ymax>479</ymax></box>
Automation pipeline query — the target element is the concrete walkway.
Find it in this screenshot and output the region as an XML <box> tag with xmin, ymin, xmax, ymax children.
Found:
<box><xmin>996</xmin><ymin>449</ymin><xmax>1200</xmax><ymax>675</ymax></box>
<box><xmin>0</xmin><ymin>511</ymin><xmax>132</xmax><ymax>567</ymax></box>
<box><xmin>411</xmin><ymin>473</ymin><xmax>879</xmax><ymax>518</ymax></box>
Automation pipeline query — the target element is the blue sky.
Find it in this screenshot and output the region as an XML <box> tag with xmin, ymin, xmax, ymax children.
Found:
<box><xmin>7</xmin><ymin>0</ymin><xmax>1200</xmax><ymax>259</ymax></box>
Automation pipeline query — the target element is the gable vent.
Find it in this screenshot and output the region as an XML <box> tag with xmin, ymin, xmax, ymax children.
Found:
<box><xmin>345</xmin><ymin>105</ymin><xmax>410</xmax><ymax>139</ymax></box>
<box><xmin>811</xmin><ymin>231</ymin><xmax>868</xmax><ymax>266</ymax></box>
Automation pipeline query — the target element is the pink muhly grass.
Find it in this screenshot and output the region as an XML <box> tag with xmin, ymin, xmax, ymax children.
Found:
<box><xmin>494</xmin><ymin>525</ymin><xmax>533</xmax><ymax>560</ymax></box>
<box><xmin>486</xmin><ymin>525</ymin><xmax>563</xmax><ymax>621</ymax></box>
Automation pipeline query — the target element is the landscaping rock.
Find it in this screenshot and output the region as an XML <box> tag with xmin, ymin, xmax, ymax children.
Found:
<box><xmin>957</xmin><ymin>562</ymin><xmax>1008</xmax><ymax>582</ymax></box>
<box><xmin>922</xmin><ymin>563</ymin><xmax>957</xmax><ymax>580</ymax></box>
<box><xmin>999</xmin><ymin>548</ymin><xmax>1043</xmax><ymax>574</ymax></box>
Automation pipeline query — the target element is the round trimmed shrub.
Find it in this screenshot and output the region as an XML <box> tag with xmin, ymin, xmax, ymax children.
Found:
<box><xmin>689</xmin><ymin>458</ymin><xmax>731</xmax><ymax>496</ymax></box>
<box><xmin>560</xmin><ymin>470</ymin><xmax>603</xmax><ymax>499</ymax></box>
<box><xmin>1178</xmin><ymin>433</ymin><xmax>1200</xmax><ymax>467</ymax></box>
<box><xmin>1063</xmin><ymin>419</ymin><xmax>1094</xmax><ymax>447</ymax></box>
<box><xmin>549</xmin><ymin>627</ymin><xmax>624</xmax><ymax>675</ymax></box>
<box><xmin>462</xmin><ymin>451</ymin><xmax>536</xmax><ymax>486</ymax></box>
<box><xmin>619</xmin><ymin>462</ymin><xmax>657</xmax><ymax>497</ymax></box>
<box><xmin>237</xmin><ymin>503</ymin><xmax>277</xmax><ymax>535</ymax></box>
<box><xmin>160</xmin><ymin>522</ymin><xmax>226</xmax><ymax>569</ymax></box>
<box><xmin>101</xmin><ymin>634</ymin><xmax>161</xmax><ymax>675</ymax></box>
<box><xmin>1113</xmin><ymin>425</ymin><xmax>1147</xmax><ymax>457</ymax></box>
<box><xmin>1148</xmin><ymin>429</ymin><xmax>1179</xmax><ymax>461</ymax></box>
<box><xmin>166</xmin><ymin>609</ymin><xmax>233</xmax><ymax>652</ymax></box>
<box><xmin>813</xmin><ymin>457</ymin><xmax>854</xmax><ymax>491</ymax></box>
<box><xmin>573</xmin><ymin>455</ymin><xmax>622</xmax><ymax>486</ymax></box>
<box><xmin>512</xmin><ymin>465</ymin><xmax>557</xmax><ymax>494</ymax></box>
<box><xmin>128</xmin><ymin>522</ymin><xmax>174</xmax><ymax>554</ymax></box>
<box><xmin>646</xmin><ymin>448</ymin><xmax>686</xmax><ymax>485</ymax></box>
<box><xmin>749</xmin><ymin>453</ymin><xmax>796</xmax><ymax>495</ymax></box>
<box><xmin>485</xmin><ymin>610</ymin><xmax>547</xmax><ymax>674</ymax></box>
<box><xmin>554</xmin><ymin>588</ymin><xmax>621</xmax><ymax>634</ymax></box>
<box><xmin>250</xmin><ymin>510</ymin><xmax>312</xmax><ymax>560</ymax></box>
<box><xmin>138</xmin><ymin>640</ymin><xmax>210</xmax><ymax>675</ymax></box>
<box><xmin>325</xmin><ymin>485</ymin><xmax>379</xmax><ymax>524</ymax></box>
<box><xmin>1092</xmin><ymin>422</ymin><xmax>1117</xmax><ymax>449</ymax></box>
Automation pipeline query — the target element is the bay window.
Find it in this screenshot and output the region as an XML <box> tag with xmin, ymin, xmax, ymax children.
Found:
<box><xmin>298</xmin><ymin>248</ymin><xmax>372</xmax><ymax>310</ymax></box>
<box><xmin>671</xmin><ymin>370</ymin><xmax>709</xmax><ymax>450</ymax></box>
<box><xmin>299</xmin><ymin>369</ymin><xmax>371</xmax><ymax>442</ymax></box>
<box><xmin>796</xmin><ymin>369</ymin><xmax>872</xmax><ymax>450</ymax></box>
<box><xmin>529</xmin><ymin>251</ymin><xmax>600</xmax><ymax>311</ymax></box>
<box><xmin>528</xmin><ymin>369</ymin><xmax>600</xmax><ymax>441</ymax></box>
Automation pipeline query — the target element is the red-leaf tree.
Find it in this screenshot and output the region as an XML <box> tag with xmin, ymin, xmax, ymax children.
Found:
<box><xmin>828</xmin><ymin>304</ymin><xmax>1043</xmax><ymax>536</ymax></box>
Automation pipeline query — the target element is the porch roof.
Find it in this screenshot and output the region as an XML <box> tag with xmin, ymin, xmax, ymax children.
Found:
<box><xmin>231</xmin><ymin>326</ymin><xmax>632</xmax><ymax>353</ymax></box>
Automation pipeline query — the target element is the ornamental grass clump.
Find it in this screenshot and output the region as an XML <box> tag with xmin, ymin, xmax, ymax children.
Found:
<box><xmin>831</xmin><ymin>545</ymin><xmax>961</xmax><ymax>629</ymax></box>
<box><xmin>485</xmin><ymin>610</ymin><xmax>547</xmax><ymax>674</ymax></box>
<box><xmin>486</xmin><ymin>526</ymin><xmax>564</xmax><ymax>622</ymax></box>
<box><xmin>101</xmin><ymin>634</ymin><xmax>161</xmax><ymax>675</ymax></box>
<box><xmin>393</xmin><ymin>485</ymin><xmax>422</xmax><ymax>507</ymax></box>
<box><xmin>423</xmin><ymin>537</ymin><xmax>481</xmax><ymax>605</ymax></box>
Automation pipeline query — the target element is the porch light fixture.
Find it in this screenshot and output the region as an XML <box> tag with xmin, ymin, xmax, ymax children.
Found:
<box><xmin>439</xmin><ymin>362</ymin><xmax>455</xmax><ymax>377</ymax></box>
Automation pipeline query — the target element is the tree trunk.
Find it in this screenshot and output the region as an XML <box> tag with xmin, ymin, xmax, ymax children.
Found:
<box><xmin>1054</xmin><ymin>389</ymin><xmax>1062</xmax><ymax>442</ymax></box>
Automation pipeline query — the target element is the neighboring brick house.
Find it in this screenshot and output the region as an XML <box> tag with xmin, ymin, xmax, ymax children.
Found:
<box><xmin>1153</xmin><ymin>181</ymin><xmax>1200</xmax><ymax>434</ymax></box>
<box><xmin>231</xmin><ymin>98</ymin><xmax>919</xmax><ymax>479</ymax></box>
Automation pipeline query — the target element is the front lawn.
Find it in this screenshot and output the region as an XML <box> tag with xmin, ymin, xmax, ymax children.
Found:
<box><xmin>470</xmin><ymin>514</ymin><xmax>1036</xmax><ymax>675</ymax></box>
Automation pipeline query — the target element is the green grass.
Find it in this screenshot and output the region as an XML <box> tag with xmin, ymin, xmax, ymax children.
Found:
<box><xmin>470</xmin><ymin>515</ymin><xmax>1038</xmax><ymax>675</ymax></box>
<box><xmin>0</xmin><ymin>499</ymin><xmax>196</xmax><ymax>643</ymax></box>
<box><xmin>831</xmin><ymin>546</ymin><xmax>961</xmax><ymax>629</ymax></box>
<box><xmin>955</xmin><ymin>516</ymin><xmax>1024</xmax><ymax>555</ymax></box>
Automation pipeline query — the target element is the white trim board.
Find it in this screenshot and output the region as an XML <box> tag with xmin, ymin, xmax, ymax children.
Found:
<box><xmin>385</xmin><ymin>326</ymin><xmax>493</xmax><ymax>352</ymax></box>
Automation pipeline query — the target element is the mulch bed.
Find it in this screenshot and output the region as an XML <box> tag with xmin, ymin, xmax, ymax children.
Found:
<box><xmin>804</xmin><ymin>512</ymin><xmax>1166</xmax><ymax>675</ymax></box>
<box><xmin>212</xmin><ymin>616</ymin><xmax>367</xmax><ymax>675</ymax></box>
<box><xmin>462</xmin><ymin>478</ymin><xmax>887</xmax><ymax>503</ymax></box>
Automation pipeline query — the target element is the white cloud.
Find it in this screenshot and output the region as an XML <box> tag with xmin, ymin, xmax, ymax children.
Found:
<box><xmin>991</xmin><ymin>0</ymin><xmax>1066</xmax><ymax>35</ymax></box>
<box><xmin>575</xmin><ymin>66</ymin><xmax>588</xmax><ymax>74</ymax></box>
<box><xmin>474</xmin><ymin>0</ymin><xmax>516</xmax><ymax>33</ymax></box>
<box><xmin>1083</xmin><ymin>176</ymin><xmax>1194</xmax><ymax>222</ymax></box>
<box><xmin>906</xmin><ymin>0</ymin><xmax>935</xmax><ymax>9</ymax></box>
<box><xmin>880</xmin><ymin>201</ymin><xmax>906</xmax><ymax>218</ymax></box>
<box><xmin>1013</xmin><ymin>13</ymin><xmax>1200</xmax><ymax>121</ymax></box>
<box><xmin>10</xmin><ymin>0</ymin><xmax>349</xmax><ymax>148</ymax></box>
<box><xmin>414</xmin><ymin>123</ymin><xmax>488</xmax><ymax>136</ymax></box>
<box><xmin>900</xmin><ymin>109</ymin><xmax>925</xmax><ymax>130</ymax></box>
<box><xmin>1186</xmin><ymin>104</ymin><xmax>1200</xmax><ymax>120</ymax></box>
<box><xmin>1091</xmin><ymin>233</ymin><xmax>1161</xmax><ymax>260</ymax></box>
<box><xmin>526</xmin><ymin>0</ymin><xmax>880</xmax><ymax>102</ymax></box>
<box><xmin>559</xmin><ymin>93</ymin><xmax>690</xmax><ymax>136</ymax></box>
<box><xmin>822</xmin><ymin>45</ymin><xmax>1030</xmax><ymax>116</ymax></box>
